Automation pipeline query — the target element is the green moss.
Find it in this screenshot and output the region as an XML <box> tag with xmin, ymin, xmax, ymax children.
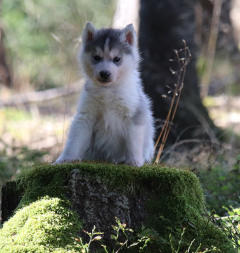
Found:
<box><xmin>0</xmin><ymin>197</ymin><xmax>82</xmax><ymax>253</ymax></box>
<box><xmin>17</xmin><ymin>162</ymin><xmax>204</xmax><ymax>200</ymax></box>
<box><xmin>1</xmin><ymin>162</ymin><xmax>236</xmax><ymax>252</ymax></box>
<box><xmin>16</xmin><ymin>164</ymin><xmax>71</xmax><ymax>208</ymax></box>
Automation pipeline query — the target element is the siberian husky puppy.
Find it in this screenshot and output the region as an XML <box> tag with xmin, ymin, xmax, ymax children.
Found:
<box><xmin>56</xmin><ymin>23</ymin><xmax>154</xmax><ymax>167</ymax></box>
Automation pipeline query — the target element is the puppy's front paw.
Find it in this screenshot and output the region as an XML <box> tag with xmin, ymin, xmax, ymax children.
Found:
<box><xmin>54</xmin><ymin>156</ymin><xmax>81</xmax><ymax>165</ymax></box>
<box><xmin>53</xmin><ymin>158</ymin><xmax>65</xmax><ymax>164</ymax></box>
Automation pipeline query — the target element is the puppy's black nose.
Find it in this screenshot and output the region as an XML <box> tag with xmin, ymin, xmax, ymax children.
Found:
<box><xmin>99</xmin><ymin>71</ymin><xmax>111</xmax><ymax>82</ymax></box>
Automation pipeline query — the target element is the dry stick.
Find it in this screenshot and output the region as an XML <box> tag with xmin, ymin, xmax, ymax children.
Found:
<box><xmin>161</xmin><ymin>51</ymin><xmax>183</xmax><ymax>139</ymax></box>
<box><xmin>155</xmin><ymin>49</ymin><xmax>184</xmax><ymax>160</ymax></box>
<box><xmin>0</xmin><ymin>80</ymin><xmax>83</xmax><ymax>108</ymax></box>
<box><xmin>161</xmin><ymin>48</ymin><xmax>189</xmax><ymax>145</ymax></box>
<box><xmin>154</xmin><ymin>92</ymin><xmax>175</xmax><ymax>150</ymax></box>
<box><xmin>155</xmin><ymin>92</ymin><xmax>177</xmax><ymax>163</ymax></box>
<box><xmin>169</xmin><ymin>44</ymin><xmax>191</xmax><ymax>124</ymax></box>
<box><xmin>159</xmin><ymin>45</ymin><xmax>191</xmax><ymax>158</ymax></box>
<box><xmin>155</xmin><ymin>41</ymin><xmax>191</xmax><ymax>163</ymax></box>
<box><xmin>154</xmin><ymin>49</ymin><xmax>183</xmax><ymax>150</ymax></box>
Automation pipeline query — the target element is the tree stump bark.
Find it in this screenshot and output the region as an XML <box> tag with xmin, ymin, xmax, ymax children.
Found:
<box><xmin>0</xmin><ymin>163</ymin><xmax>234</xmax><ymax>252</ymax></box>
<box><xmin>1</xmin><ymin>181</ymin><xmax>23</xmax><ymax>223</ymax></box>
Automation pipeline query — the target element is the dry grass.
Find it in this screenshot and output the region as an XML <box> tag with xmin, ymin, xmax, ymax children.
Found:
<box><xmin>154</xmin><ymin>41</ymin><xmax>191</xmax><ymax>163</ymax></box>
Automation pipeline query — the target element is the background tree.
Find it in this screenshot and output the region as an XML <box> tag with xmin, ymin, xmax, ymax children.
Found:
<box><xmin>197</xmin><ymin>0</ymin><xmax>238</xmax><ymax>55</ymax></box>
<box><xmin>139</xmin><ymin>0</ymin><xmax>220</xmax><ymax>145</ymax></box>
<box><xmin>196</xmin><ymin>0</ymin><xmax>240</xmax><ymax>96</ymax></box>
<box><xmin>0</xmin><ymin>0</ymin><xmax>11</xmax><ymax>87</ymax></box>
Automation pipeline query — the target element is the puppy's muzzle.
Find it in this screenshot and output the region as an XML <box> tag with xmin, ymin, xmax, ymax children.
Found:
<box><xmin>98</xmin><ymin>70</ymin><xmax>111</xmax><ymax>83</ymax></box>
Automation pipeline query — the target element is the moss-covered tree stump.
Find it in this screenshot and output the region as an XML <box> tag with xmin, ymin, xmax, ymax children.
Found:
<box><xmin>0</xmin><ymin>163</ymin><xmax>235</xmax><ymax>252</ymax></box>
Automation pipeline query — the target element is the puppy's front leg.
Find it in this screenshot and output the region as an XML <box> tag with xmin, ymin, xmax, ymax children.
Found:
<box><xmin>125</xmin><ymin>123</ymin><xmax>145</xmax><ymax>167</ymax></box>
<box><xmin>55</xmin><ymin>115</ymin><xmax>93</xmax><ymax>163</ymax></box>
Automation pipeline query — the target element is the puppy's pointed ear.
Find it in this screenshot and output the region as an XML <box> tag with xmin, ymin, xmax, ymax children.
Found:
<box><xmin>121</xmin><ymin>24</ymin><xmax>136</xmax><ymax>46</ymax></box>
<box><xmin>82</xmin><ymin>22</ymin><xmax>96</xmax><ymax>44</ymax></box>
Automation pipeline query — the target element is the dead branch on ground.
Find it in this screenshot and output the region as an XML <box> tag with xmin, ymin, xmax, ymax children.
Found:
<box><xmin>0</xmin><ymin>80</ymin><xmax>83</xmax><ymax>108</ymax></box>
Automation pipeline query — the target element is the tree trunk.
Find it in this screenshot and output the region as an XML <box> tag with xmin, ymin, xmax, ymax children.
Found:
<box><xmin>112</xmin><ymin>0</ymin><xmax>139</xmax><ymax>30</ymax></box>
<box><xmin>199</xmin><ymin>0</ymin><xmax>238</xmax><ymax>55</ymax></box>
<box><xmin>139</xmin><ymin>0</ymin><xmax>218</xmax><ymax>145</ymax></box>
<box><xmin>0</xmin><ymin>0</ymin><xmax>12</xmax><ymax>88</ymax></box>
<box><xmin>0</xmin><ymin>28</ymin><xmax>12</xmax><ymax>87</ymax></box>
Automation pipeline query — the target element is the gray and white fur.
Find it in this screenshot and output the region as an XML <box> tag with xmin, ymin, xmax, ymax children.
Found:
<box><xmin>56</xmin><ymin>22</ymin><xmax>155</xmax><ymax>167</ymax></box>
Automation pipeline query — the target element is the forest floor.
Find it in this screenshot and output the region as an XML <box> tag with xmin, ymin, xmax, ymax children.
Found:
<box><xmin>0</xmin><ymin>94</ymin><xmax>240</xmax><ymax>169</ymax></box>
<box><xmin>205</xmin><ymin>95</ymin><xmax>240</xmax><ymax>133</ymax></box>
<box><xmin>1</xmin><ymin>93</ymin><xmax>240</xmax><ymax>234</ymax></box>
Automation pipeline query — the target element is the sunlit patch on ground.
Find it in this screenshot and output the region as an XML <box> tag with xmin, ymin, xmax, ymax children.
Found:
<box><xmin>0</xmin><ymin>107</ymin><xmax>71</xmax><ymax>163</ymax></box>
<box><xmin>205</xmin><ymin>95</ymin><xmax>240</xmax><ymax>133</ymax></box>
<box><xmin>0</xmin><ymin>94</ymin><xmax>239</xmax><ymax>169</ymax></box>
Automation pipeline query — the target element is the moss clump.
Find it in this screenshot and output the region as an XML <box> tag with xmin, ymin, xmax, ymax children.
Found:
<box><xmin>0</xmin><ymin>197</ymin><xmax>82</xmax><ymax>253</ymax></box>
<box><xmin>1</xmin><ymin>162</ymin><xmax>236</xmax><ymax>252</ymax></box>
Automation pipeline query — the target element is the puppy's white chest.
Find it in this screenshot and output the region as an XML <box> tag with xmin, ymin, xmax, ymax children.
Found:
<box><xmin>97</xmin><ymin>94</ymin><xmax>132</xmax><ymax>119</ymax></box>
<box><xmin>102</xmin><ymin>108</ymin><xmax>128</xmax><ymax>132</ymax></box>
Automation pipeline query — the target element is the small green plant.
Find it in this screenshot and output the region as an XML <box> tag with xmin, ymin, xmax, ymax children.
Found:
<box><xmin>75</xmin><ymin>217</ymin><xmax>151</xmax><ymax>253</ymax></box>
<box><xmin>74</xmin><ymin>226</ymin><xmax>104</xmax><ymax>253</ymax></box>
<box><xmin>199</xmin><ymin>155</ymin><xmax>240</xmax><ymax>215</ymax></box>
<box><xmin>169</xmin><ymin>228</ymin><xmax>220</xmax><ymax>253</ymax></box>
<box><xmin>77</xmin><ymin>220</ymin><xmax>225</xmax><ymax>253</ymax></box>
<box><xmin>213</xmin><ymin>207</ymin><xmax>240</xmax><ymax>250</ymax></box>
<box><xmin>109</xmin><ymin>217</ymin><xmax>150</xmax><ymax>252</ymax></box>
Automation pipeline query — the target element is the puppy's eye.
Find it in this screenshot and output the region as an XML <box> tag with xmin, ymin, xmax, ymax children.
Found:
<box><xmin>93</xmin><ymin>55</ymin><xmax>102</xmax><ymax>62</ymax></box>
<box><xmin>113</xmin><ymin>57</ymin><xmax>121</xmax><ymax>63</ymax></box>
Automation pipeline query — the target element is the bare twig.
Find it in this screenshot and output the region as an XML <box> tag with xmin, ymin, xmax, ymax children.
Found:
<box><xmin>154</xmin><ymin>40</ymin><xmax>191</xmax><ymax>164</ymax></box>
<box><xmin>0</xmin><ymin>80</ymin><xmax>83</xmax><ymax>108</ymax></box>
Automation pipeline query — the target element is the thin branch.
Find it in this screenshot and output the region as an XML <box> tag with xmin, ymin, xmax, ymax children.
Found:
<box><xmin>155</xmin><ymin>40</ymin><xmax>191</xmax><ymax>163</ymax></box>
<box><xmin>0</xmin><ymin>80</ymin><xmax>83</xmax><ymax>108</ymax></box>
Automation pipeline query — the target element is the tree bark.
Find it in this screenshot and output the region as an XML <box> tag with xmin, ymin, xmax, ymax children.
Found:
<box><xmin>0</xmin><ymin>27</ymin><xmax>12</xmax><ymax>88</ymax></box>
<box><xmin>0</xmin><ymin>0</ymin><xmax>12</xmax><ymax>88</ymax></box>
<box><xmin>1</xmin><ymin>164</ymin><xmax>234</xmax><ymax>252</ymax></box>
<box><xmin>199</xmin><ymin>0</ymin><xmax>238</xmax><ymax>55</ymax></box>
<box><xmin>1</xmin><ymin>181</ymin><xmax>23</xmax><ymax>222</ymax></box>
<box><xmin>139</xmin><ymin>0</ymin><xmax>218</xmax><ymax>145</ymax></box>
<box><xmin>112</xmin><ymin>0</ymin><xmax>139</xmax><ymax>30</ymax></box>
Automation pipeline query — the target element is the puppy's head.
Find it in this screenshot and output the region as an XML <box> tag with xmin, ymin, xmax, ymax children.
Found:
<box><xmin>79</xmin><ymin>22</ymin><xmax>139</xmax><ymax>87</ymax></box>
